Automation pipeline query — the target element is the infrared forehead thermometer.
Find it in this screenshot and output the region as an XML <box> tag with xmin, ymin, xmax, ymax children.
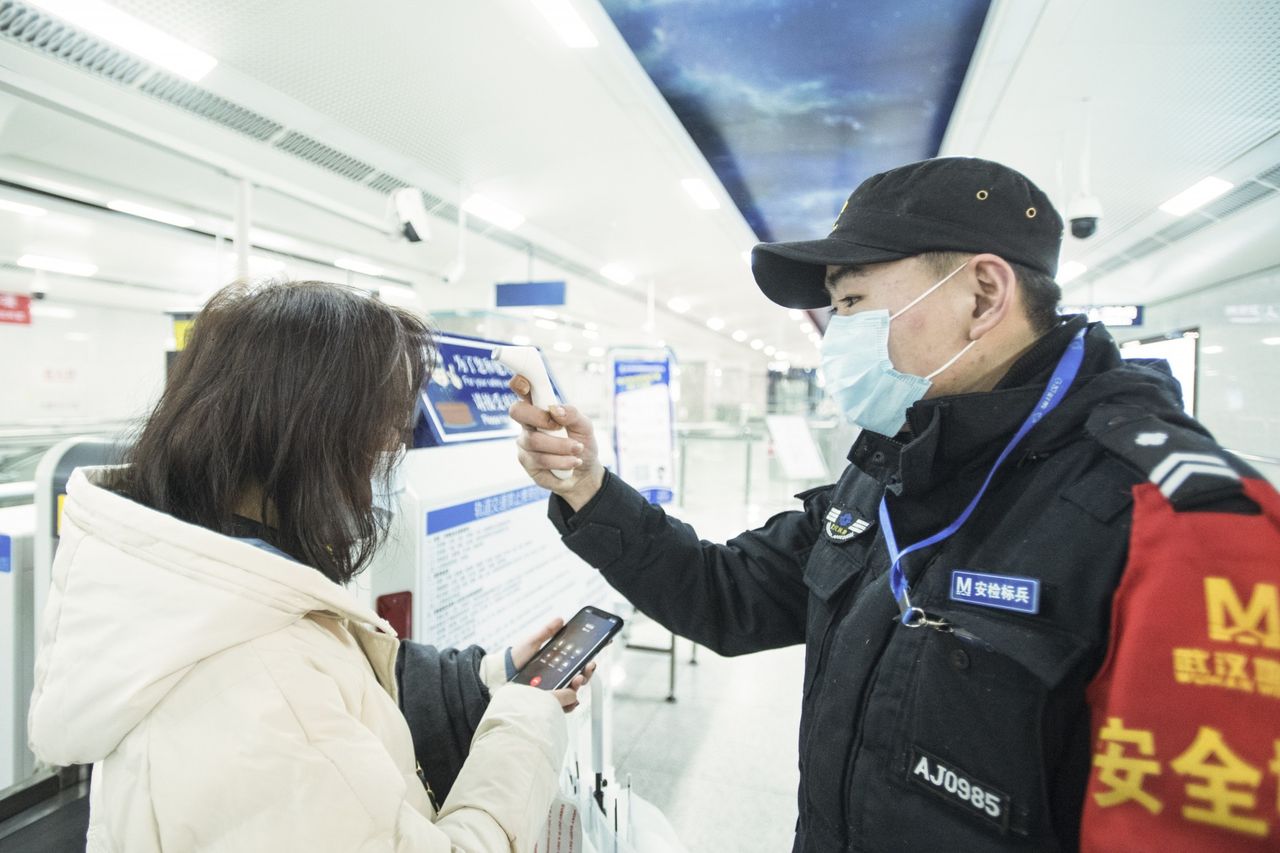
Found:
<box><xmin>492</xmin><ymin>345</ymin><xmax>573</xmax><ymax>481</ymax></box>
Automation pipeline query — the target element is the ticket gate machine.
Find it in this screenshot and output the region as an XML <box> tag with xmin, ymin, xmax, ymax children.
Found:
<box><xmin>0</xmin><ymin>437</ymin><xmax>122</xmax><ymax>851</ymax></box>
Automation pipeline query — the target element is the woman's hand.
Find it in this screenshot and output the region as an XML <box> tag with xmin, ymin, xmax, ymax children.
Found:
<box><xmin>510</xmin><ymin>618</ymin><xmax>597</xmax><ymax>714</ymax></box>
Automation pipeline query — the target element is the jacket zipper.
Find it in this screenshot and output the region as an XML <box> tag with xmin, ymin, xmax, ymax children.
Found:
<box><xmin>799</xmin><ymin>571</ymin><xmax>870</xmax><ymax>844</ymax></box>
<box><xmin>840</xmin><ymin>624</ymin><xmax>894</xmax><ymax>849</ymax></box>
<box><xmin>416</xmin><ymin>762</ymin><xmax>440</xmax><ymax>813</ymax></box>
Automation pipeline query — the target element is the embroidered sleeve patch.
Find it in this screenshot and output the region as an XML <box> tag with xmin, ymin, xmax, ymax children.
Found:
<box><xmin>908</xmin><ymin>746</ymin><xmax>1012</xmax><ymax>833</ymax></box>
<box><xmin>824</xmin><ymin>506</ymin><xmax>872</xmax><ymax>542</ymax></box>
<box><xmin>949</xmin><ymin>570</ymin><xmax>1040</xmax><ymax>615</ymax></box>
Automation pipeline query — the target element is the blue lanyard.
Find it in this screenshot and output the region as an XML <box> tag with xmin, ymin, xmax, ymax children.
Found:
<box><xmin>878</xmin><ymin>328</ymin><xmax>1087</xmax><ymax>627</ymax></box>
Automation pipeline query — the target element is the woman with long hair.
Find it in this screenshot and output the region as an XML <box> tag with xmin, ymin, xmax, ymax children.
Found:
<box><xmin>28</xmin><ymin>280</ymin><xmax>584</xmax><ymax>851</ymax></box>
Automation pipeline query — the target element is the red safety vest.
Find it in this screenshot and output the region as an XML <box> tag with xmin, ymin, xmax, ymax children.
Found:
<box><xmin>1082</xmin><ymin>477</ymin><xmax>1280</xmax><ymax>850</ymax></box>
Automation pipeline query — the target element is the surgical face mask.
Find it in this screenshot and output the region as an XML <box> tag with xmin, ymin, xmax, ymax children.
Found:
<box><xmin>820</xmin><ymin>262</ymin><xmax>976</xmax><ymax>436</ymax></box>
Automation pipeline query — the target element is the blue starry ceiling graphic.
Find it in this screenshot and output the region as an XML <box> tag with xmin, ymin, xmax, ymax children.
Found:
<box><xmin>600</xmin><ymin>0</ymin><xmax>991</xmax><ymax>243</ymax></box>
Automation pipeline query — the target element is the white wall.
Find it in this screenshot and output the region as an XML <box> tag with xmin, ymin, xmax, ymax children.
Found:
<box><xmin>0</xmin><ymin>293</ymin><xmax>168</xmax><ymax>428</ymax></box>
<box><xmin>1115</xmin><ymin>264</ymin><xmax>1280</xmax><ymax>483</ymax></box>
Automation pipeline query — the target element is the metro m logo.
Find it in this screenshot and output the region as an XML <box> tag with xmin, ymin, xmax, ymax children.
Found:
<box><xmin>1204</xmin><ymin>578</ymin><xmax>1280</xmax><ymax>649</ymax></box>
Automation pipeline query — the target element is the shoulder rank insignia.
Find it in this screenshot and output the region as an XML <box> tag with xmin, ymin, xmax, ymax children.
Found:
<box><xmin>1088</xmin><ymin>408</ymin><xmax>1247</xmax><ymax>509</ymax></box>
<box><xmin>825</xmin><ymin>507</ymin><xmax>871</xmax><ymax>542</ymax></box>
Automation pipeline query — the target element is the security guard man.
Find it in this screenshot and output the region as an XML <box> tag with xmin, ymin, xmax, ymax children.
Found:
<box><xmin>508</xmin><ymin>157</ymin><xmax>1280</xmax><ymax>851</ymax></box>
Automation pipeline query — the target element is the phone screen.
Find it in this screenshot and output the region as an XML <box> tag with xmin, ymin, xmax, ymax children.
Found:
<box><xmin>511</xmin><ymin>606</ymin><xmax>623</xmax><ymax>690</ymax></box>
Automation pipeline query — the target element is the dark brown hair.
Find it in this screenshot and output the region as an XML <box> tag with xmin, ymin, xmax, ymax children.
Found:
<box><xmin>110</xmin><ymin>280</ymin><xmax>434</xmax><ymax>584</ymax></box>
<box><xmin>920</xmin><ymin>251</ymin><xmax>1062</xmax><ymax>335</ymax></box>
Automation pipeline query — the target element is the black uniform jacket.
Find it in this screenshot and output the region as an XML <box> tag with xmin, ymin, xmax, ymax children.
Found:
<box><xmin>547</xmin><ymin>316</ymin><xmax>1259</xmax><ymax>852</ymax></box>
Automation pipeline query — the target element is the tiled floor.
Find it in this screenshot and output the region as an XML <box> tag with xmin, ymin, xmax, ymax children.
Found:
<box><xmin>604</xmin><ymin>480</ymin><xmax>811</xmax><ymax>853</ymax></box>
<box><xmin>612</xmin><ymin>629</ymin><xmax>803</xmax><ymax>853</ymax></box>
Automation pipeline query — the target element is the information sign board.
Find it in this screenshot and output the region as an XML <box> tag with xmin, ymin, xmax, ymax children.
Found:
<box><xmin>611</xmin><ymin>352</ymin><xmax>676</xmax><ymax>505</ymax></box>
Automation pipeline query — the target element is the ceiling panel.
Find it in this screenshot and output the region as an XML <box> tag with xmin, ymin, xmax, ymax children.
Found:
<box><xmin>94</xmin><ymin>0</ymin><xmax>817</xmax><ymax>360</ymax></box>
<box><xmin>943</xmin><ymin>0</ymin><xmax>1280</xmax><ymax>303</ymax></box>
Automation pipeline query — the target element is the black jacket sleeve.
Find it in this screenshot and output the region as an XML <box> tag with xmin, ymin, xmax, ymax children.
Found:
<box><xmin>394</xmin><ymin>641</ymin><xmax>490</xmax><ymax>803</ymax></box>
<box><xmin>548</xmin><ymin>470</ymin><xmax>822</xmax><ymax>656</ymax></box>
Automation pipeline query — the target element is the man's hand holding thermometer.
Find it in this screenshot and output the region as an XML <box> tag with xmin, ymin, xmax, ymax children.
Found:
<box><xmin>495</xmin><ymin>345</ymin><xmax>606</xmax><ymax>511</ymax></box>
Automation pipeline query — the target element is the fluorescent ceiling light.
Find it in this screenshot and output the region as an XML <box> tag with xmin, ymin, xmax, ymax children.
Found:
<box><xmin>750</xmin><ymin>338</ymin><xmax>764</xmax><ymax>350</ymax></box>
<box><xmin>799</xmin><ymin>322</ymin><xmax>815</xmax><ymax>335</ymax></box>
<box><xmin>763</xmin><ymin>345</ymin><xmax>776</xmax><ymax>356</ymax></box>
<box><xmin>462</xmin><ymin>193</ymin><xmax>525</xmax><ymax>230</ymax></box>
<box><xmin>582</xmin><ymin>329</ymin><xmax>599</xmax><ymax>339</ymax></box>
<box><xmin>0</xmin><ymin>199</ymin><xmax>47</xmax><ymax>217</ymax></box>
<box><xmin>588</xmin><ymin>346</ymin><xmax>606</xmax><ymax>357</ymax></box>
<box><xmin>680</xmin><ymin>179</ymin><xmax>720</xmax><ymax>210</ymax></box>
<box><xmin>667</xmin><ymin>297</ymin><xmax>690</xmax><ymax>314</ymax></box>
<box><xmin>1201</xmin><ymin>345</ymin><xmax>1224</xmax><ymax>355</ymax></box>
<box><xmin>706</xmin><ymin>316</ymin><xmax>725</xmax><ymax>331</ymax></box>
<box><xmin>377</xmin><ymin>285</ymin><xmax>418</xmax><ymax>307</ymax></box>
<box><xmin>512</xmin><ymin>335</ymin><xmax>532</xmax><ymax>346</ymax></box>
<box><xmin>774</xmin><ymin>351</ymin><xmax>790</xmax><ymax>361</ymax></box>
<box><xmin>553</xmin><ymin>340</ymin><xmax>573</xmax><ymax>352</ymax></box>
<box><xmin>789</xmin><ymin>309</ymin><xmax>805</xmax><ymax>322</ymax></box>
<box><xmin>333</xmin><ymin>257</ymin><xmax>384</xmax><ymax>277</ymax></box>
<box><xmin>249</xmin><ymin>255</ymin><xmax>287</xmax><ymax>275</ymax></box>
<box><xmin>24</xmin><ymin>176</ymin><xmax>100</xmax><ymax>201</ymax></box>
<box><xmin>1262</xmin><ymin>337</ymin><xmax>1280</xmax><ymax>346</ymax></box>
<box><xmin>107</xmin><ymin>199</ymin><xmax>195</xmax><ymax>228</ymax></box>
<box><xmin>531</xmin><ymin>0</ymin><xmax>598</xmax><ymax>48</ymax></box>
<box><xmin>1058</xmin><ymin>260</ymin><xmax>1088</xmax><ymax>285</ymax></box>
<box><xmin>17</xmin><ymin>254</ymin><xmax>97</xmax><ymax>277</ymax></box>
<box><xmin>600</xmin><ymin>263</ymin><xmax>635</xmax><ymax>285</ymax></box>
<box><xmin>1158</xmin><ymin>176</ymin><xmax>1233</xmax><ymax>216</ymax></box>
<box><xmin>28</xmin><ymin>0</ymin><xmax>218</xmax><ymax>81</ymax></box>
<box><xmin>29</xmin><ymin>304</ymin><xmax>77</xmax><ymax>319</ymax></box>
<box><xmin>731</xmin><ymin>329</ymin><xmax>748</xmax><ymax>342</ymax></box>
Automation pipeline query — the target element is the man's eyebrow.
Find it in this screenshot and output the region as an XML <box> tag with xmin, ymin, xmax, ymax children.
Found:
<box><xmin>825</xmin><ymin>264</ymin><xmax>867</xmax><ymax>291</ymax></box>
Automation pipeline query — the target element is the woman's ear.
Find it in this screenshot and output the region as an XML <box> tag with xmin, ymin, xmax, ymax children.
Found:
<box><xmin>967</xmin><ymin>254</ymin><xmax>1018</xmax><ymax>340</ymax></box>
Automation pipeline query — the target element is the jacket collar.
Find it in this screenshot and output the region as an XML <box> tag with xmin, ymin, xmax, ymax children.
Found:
<box><xmin>848</xmin><ymin>315</ymin><xmax>1107</xmax><ymax>496</ymax></box>
<box><xmin>70</xmin><ymin>466</ymin><xmax>396</xmax><ymax>635</ymax></box>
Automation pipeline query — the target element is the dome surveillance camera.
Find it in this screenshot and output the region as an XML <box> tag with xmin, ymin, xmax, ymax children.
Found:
<box><xmin>1068</xmin><ymin>194</ymin><xmax>1102</xmax><ymax>239</ymax></box>
<box><xmin>392</xmin><ymin>187</ymin><xmax>432</xmax><ymax>243</ymax></box>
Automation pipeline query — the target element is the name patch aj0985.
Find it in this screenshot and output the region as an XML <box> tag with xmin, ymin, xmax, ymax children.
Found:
<box><xmin>908</xmin><ymin>747</ymin><xmax>1011</xmax><ymax>833</ymax></box>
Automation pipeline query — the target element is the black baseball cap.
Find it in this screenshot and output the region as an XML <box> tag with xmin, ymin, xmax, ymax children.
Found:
<box><xmin>751</xmin><ymin>157</ymin><xmax>1064</xmax><ymax>309</ymax></box>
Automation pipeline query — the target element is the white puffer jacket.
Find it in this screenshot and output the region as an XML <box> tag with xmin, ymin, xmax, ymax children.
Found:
<box><xmin>28</xmin><ymin>467</ymin><xmax>567</xmax><ymax>852</ymax></box>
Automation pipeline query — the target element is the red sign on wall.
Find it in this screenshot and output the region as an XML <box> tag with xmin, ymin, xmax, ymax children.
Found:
<box><xmin>0</xmin><ymin>292</ymin><xmax>31</xmax><ymax>325</ymax></box>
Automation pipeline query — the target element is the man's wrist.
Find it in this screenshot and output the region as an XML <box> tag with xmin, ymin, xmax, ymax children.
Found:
<box><xmin>562</xmin><ymin>465</ymin><xmax>606</xmax><ymax>513</ymax></box>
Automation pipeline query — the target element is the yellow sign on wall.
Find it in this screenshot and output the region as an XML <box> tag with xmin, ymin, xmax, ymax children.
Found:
<box><xmin>173</xmin><ymin>318</ymin><xmax>194</xmax><ymax>351</ymax></box>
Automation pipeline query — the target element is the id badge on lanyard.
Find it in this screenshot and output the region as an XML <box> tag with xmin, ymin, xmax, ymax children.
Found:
<box><xmin>879</xmin><ymin>328</ymin><xmax>1087</xmax><ymax>629</ymax></box>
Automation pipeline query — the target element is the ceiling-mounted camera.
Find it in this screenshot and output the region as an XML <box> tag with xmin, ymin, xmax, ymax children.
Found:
<box><xmin>1067</xmin><ymin>194</ymin><xmax>1102</xmax><ymax>239</ymax></box>
<box><xmin>391</xmin><ymin>187</ymin><xmax>432</xmax><ymax>243</ymax></box>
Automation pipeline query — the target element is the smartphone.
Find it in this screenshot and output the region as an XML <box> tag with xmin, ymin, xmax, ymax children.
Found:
<box><xmin>510</xmin><ymin>606</ymin><xmax>624</xmax><ymax>690</ymax></box>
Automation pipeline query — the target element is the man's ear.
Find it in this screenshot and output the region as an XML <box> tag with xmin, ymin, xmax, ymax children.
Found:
<box><xmin>967</xmin><ymin>254</ymin><xmax>1018</xmax><ymax>340</ymax></box>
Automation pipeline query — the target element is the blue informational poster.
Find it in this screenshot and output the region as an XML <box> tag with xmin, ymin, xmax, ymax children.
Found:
<box><xmin>611</xmin><ymin>352</ymin><xmax>676</xmax><ymax>505</ymax></box>
<box><xmin>425</xmin><ymin>484</ymin><xmax>551</xmax><ymax>534</ymax></box>
<box><xmin>416</xmin><ymin>335</ymin><xmax>560</xmax><ymax>447</ymax></box>
<box><xmin>0</xmin><ymin>533</ymin><xmax>10</xmax><ymax>573</ymax></box>
<box><xmin>1060</xmin><ymin>304</ymin><xmax>1144</xmax><ymax>326</ymax></box>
